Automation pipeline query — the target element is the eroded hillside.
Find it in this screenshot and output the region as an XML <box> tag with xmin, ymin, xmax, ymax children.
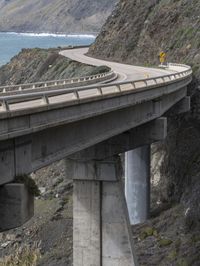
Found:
<box><xmin>89</xmin><ymin>0</ymin><xmax>200</xmax><ymax>71</ymax></box>
<box><xmin>0</xmin><ymin>0</ymin><xmax>117</xmax><ymax>33</ymax></box>
<box><xmin>89</xmin><ymin>0</ymin><xmax>200</xmax><ymax>265</ymax></box>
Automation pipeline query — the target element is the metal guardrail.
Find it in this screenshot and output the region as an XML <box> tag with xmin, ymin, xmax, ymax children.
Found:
<box><xmin>0</xmin><ymin>64</ymin><xmax>192</xmax><ymax>113</ymax></box>
<box><xmin>0</xmin><ymin>71</ymin><xmax>115</xmax><ymax>94</ymax></box>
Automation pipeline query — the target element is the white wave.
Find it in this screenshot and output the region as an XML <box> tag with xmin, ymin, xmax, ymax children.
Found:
<box><xmin>67</xmin><ymin>34</ymin><xmax>96</xmax><ymax>38</ymax></box>
<box><xmin>19</xmin><ymin>33</ymin><xmax>67</xmax><ymax>37</ymax></box>
<box><xmin>2</xmin><ymin>32</ymin><xmax>96</xmax><ymax>38</ymax></box>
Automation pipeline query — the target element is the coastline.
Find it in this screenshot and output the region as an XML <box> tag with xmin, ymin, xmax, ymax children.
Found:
<box><xmin>0</xmin><ymin>31</ymin><xmax>97</xmax><ymax>38</ymax></box>
<box><xmin>0</xmin><ymin>32</ymin><xmax>96</xmax><ymax>67</ymax></box>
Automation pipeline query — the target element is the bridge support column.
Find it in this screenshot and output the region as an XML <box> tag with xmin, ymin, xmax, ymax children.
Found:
<box><xmin>125</xmin><ymin>145</ymin><xmax>150</xmax><ymax>225</ymax></box>
<box><xmin>71</xmin><ymin>157</ymin><xmax>138</xmax><ymax>266</ymax></box>
<box><xmin>0</xmin><ymin>183</ymin><xmax>34</xmax><ymax>231</ymax></box>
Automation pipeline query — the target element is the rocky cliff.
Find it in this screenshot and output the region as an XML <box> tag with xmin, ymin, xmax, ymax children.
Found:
<box><xmin>0</xmin><ymin>0</ymin><xmax>117</xmax><ymax>33</ymax></box>
<box><xmin>89</xmin><ymin>0</ymin><xmax>200</xmax><ymax>265</ymax></box>
<box><xmin>89</xmin><ymin>0</ymin><xmax>200</xmax><ymax>70</ymax></box>
<box><xmin>0</xmin><ymin>1</ymin><xmax>200</xmax><ymax>264</ymax></box>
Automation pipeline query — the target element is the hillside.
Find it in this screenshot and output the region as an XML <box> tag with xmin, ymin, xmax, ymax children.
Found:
<box><xmin>89</xmin><ymin>0</ymin><xmax>200</xmax><ymax>265</ymax></box>
<box><xmin>0</xmin><ymin>48</ymin><xmax>105</xmax><ymax>86</ymax></box>
<box><xmin>0</xmin><ymin>1</ymin><xmax>200</xmax><ymax>265</ymax></box>
<box><xmin>0</xmin><ymin>49</ymin><xmax>101</xmax><ymax>266</ymax></box>
<box><xmin>90</xmin><ymin>0</ymin><xmax>200</xmax><ymax>205</ymax></box>
<box><xmin>0</xmin><ymin>0</ymin><xmax>117</xmax><ymax>33</ymax></box>
<box><xmin>89</xmin><ymin>0</ymin><xmax>200</xmax><ymax>70</ymax></box>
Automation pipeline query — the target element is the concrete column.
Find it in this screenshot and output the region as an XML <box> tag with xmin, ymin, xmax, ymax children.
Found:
<box><xmin>72</xmin><ymin>157</ymin><xmax>138</xmax><ymax>266</ymax></box>
<box><xmin>0</xmin><ymin>183</ymin><xmax>34</xmax><ymax>231</ymax></box>
<box><xmin>102</xmin><ymin>181</ymin><xmax>137</xmax><ymax>266</ymax></box>
<box><xmin>73</xmin><ymin>180</ymin><xmax>101</xmax><ymax>266</ymax></box>
<box><xmin>125</xmin><ymin>145</ymin><xmax>150</xmax><ymax>225</ymax></box>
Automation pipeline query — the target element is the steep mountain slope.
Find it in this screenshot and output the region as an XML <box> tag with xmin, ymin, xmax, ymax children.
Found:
<box><xmin>90</xmin><ymin>0</ymin><xmax>200</xmax><ymax>206</ymax></box>
<box><xmin>0</xmin><ymin>0</ymin><xmax>117</xmax><ymax>33</ymax></box>
<box><xmin>89</xmin><ymin>0</ymin><xmax>200</xmax><ymax>265</ymax></box>
<box><xmin>89</xmin><ymin>0</ymin><xmax>200</xmax><ymax>69</ymax></box>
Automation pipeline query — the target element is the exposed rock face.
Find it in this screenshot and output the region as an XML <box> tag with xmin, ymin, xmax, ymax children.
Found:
<box><xmin>89</xmin><ymin>0</ymin><xmax>200</xmax><ymax>264</ymax></box>
<box><xmin>0</xmin><ymin>0</ymin><xmax>117</xmax><ymax>33</ymax></box>
<box><xmin>90</xmin><ymin>0</ymin><xmax>200</xmax><ymax>210</ymax></box>
<box><xmin>89</xmin><ymin>0</ymin><xmax>200</xmax><ymax>70</ymax></box>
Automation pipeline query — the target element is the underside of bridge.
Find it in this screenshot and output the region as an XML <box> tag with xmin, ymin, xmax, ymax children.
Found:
<box><xmin>0</xmin><ymin>61</ymin><xmax>191</xmax><ymax>265</ymax></box>
<box><xmin>71</xmin><ymin>115</ymin><xmax>169</xmax><ymax>265</ymax></box>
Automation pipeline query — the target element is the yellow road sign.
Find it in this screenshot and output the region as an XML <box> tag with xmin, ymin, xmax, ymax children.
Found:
<box><xmin>159</xmin><ymin>52</ymin><xmax>166</xmax><ymax>63</ymax></box>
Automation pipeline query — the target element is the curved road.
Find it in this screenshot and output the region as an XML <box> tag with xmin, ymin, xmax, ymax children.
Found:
<box><xmin>0</xmin><ymin>48</ymin><xmax>191</xmax><ymax>113</ymax></box>
<box><xmin>60</xmin><ymin>48</ymin><xmax>175</xmax><ymax>81</ymax></box>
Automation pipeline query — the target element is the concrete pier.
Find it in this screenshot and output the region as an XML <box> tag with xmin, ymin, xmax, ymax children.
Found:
<box><xmin>125</xmin><ymin>145</ymin><xmax>150</xmax><ymax>225</ymax></box>
<box><xmin>73</xmin><ymin>180</ymin><xmax>101</xmax><ymax>266</ymax></box>
<box><xmin>0</xmin><ymin>183</ymin><xmax>34</xmax><ymax>231</ymax></box>
<box><xmin>72</xmin><ymin>157</ymin><xmax>138</xmax><ymax>266</ymax></box>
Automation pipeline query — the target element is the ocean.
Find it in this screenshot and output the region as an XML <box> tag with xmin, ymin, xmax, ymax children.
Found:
<box><xmin>0</xmin><ymin>32</ymin><xmax>96</xmax><ymax>66</ymax></box>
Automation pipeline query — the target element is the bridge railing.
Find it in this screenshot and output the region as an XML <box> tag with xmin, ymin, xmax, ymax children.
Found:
<box><xmin>0</xmin><ymin>64</ymin><xmax>192</xmax><ymax>113</ymax></box>
<box><xmin>0</xmin><ymin>70</ymin><xmax>116</xmax><ymax>95</ymax></box>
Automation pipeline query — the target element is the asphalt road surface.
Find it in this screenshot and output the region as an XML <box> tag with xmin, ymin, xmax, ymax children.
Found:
<box><xmin>60</xmin><ymin>48</ymin><xmax>175</xmax><ymax>82</ymax></box>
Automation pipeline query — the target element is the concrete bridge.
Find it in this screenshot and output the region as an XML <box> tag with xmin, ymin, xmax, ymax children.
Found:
<box><xmin>0</xmin><ymin>47</ymin><xmax>192</xmax><ymax>265</ymax></box>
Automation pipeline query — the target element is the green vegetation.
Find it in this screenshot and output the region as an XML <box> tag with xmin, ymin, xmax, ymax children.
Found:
<box><xmin>0</xmin><ymin>243</ymin><xmax>41</xmax><ymax>266</ymax></box>
<box><xmin>15</xmin><ymin>175</ymin><xmax>40</xmax><ymax>197</ymax></box>
<box><xmin>89</xmin><ymin>65</ymin><xmax>110</xmax><ymax>75</ymax></box>
<box><xmin>158</xmin><ymin>238</ymin><xmax>173</xmax><ymax>247</ymax></box>
<box><xmin>139</xmin><ymin>226</ymin><xmax>158</xmax><ymax>240</ymax></box>
<box><xmin>177</xmin><ymin>258</ymin><xmax>189</xmax><ymax>266</ymax></box>
<box><xmin>167</xmin><ymin>250</ymin><xmax>177</xmax><ymax>260</ymax></box>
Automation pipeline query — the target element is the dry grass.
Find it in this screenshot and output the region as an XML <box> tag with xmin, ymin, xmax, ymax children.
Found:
<box><xmin>0</xmin><ymin>242</ymin><xmax>41</xmax><ymax>266</ymax></box>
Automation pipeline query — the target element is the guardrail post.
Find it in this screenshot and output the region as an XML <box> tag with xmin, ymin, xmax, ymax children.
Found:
<box><xmin>1</xmin><ymin>100</ymin><xmax>9</xmax><ymax>111</ymax></box>
<box><xmin>97</xmin><ymin>87</ymin><xmax>102</xmax><ymax>95</ymax></box>
<box><xmin>42</xmin><ymin>95</ymin><xmax>49</xmax><ymax>105</ymax></box>
<box><xmin>132</xmin><ymin>82</ymin><xmax>136</xmax><ymax>89</ymax></box>
<box><xmin>116</xmin><ymin>85</ymin><xmax>121</xmax><ymax>92</ymax></box>
<box><xmin>74</xmin><ymin>91</ymin><xmax>79</xmax><ymax>99</ymax></box>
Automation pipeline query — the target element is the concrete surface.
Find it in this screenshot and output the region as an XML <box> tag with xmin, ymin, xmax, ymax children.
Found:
<box><xmin>0</xmin><ymin>183</ymin><xmax>34</xmax><ymax>231</ymax></box>
<box><xmin>125</xmin><ymin>146</ymin><xmax>151</xmax><ymax>225</ymax></box>
<box><xmin>0</xmin><ymin>47</ymin><xmax>193</xmax><ymax>265</ymax></box>
<box><xmin>0</xmin><ymin>86</ymin><xmax>188</xmax><ymax>184</ymax></box>
<box><xmin>72</xmin><ymin>157</ymin><xmax>138</xmax><ymax>266</ymax></box>
<box><xmin>60</xmin><ymin>48</ymin><xmax>175</xmax><ymax>82</ymax></box>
